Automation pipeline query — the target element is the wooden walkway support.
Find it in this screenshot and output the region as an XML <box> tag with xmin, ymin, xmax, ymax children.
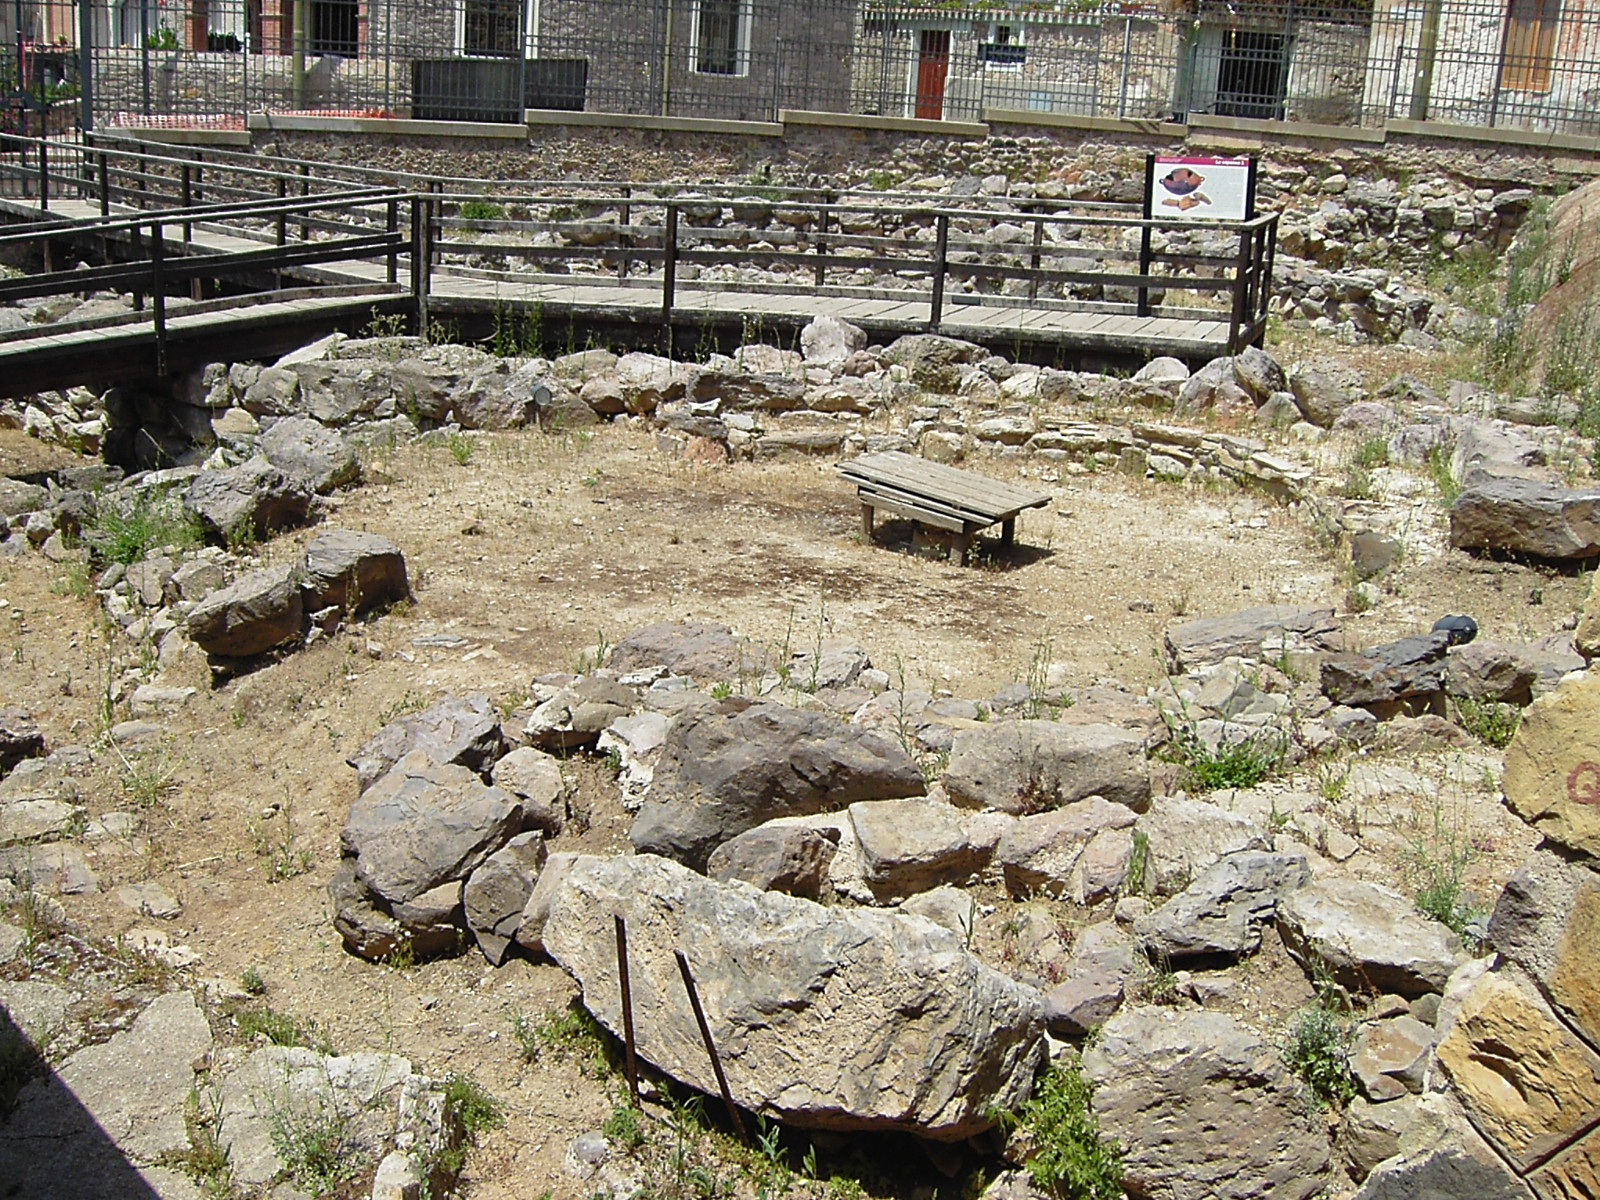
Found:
<box><xmin>839</xmin><ymin>450</ymin><xmax>1052</xmax><ymax>566</ymax></box>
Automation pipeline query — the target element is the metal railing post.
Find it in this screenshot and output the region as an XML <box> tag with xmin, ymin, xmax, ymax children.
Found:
<box><xmin>180</xmin><ymin>163</ymin><xmax>192</xmax><ymax>241</ymax></box>
<box><xmin>930</xmin><ymin>211</ymin><xmax>949</xmax><ymax>329</ymax></box>
<box><xmin>98</xmin><ymin>151</ymin><xmax>110</xmax><ymax>216</ymax></box>
<box><xmin>151</xmin><ymin>219</ymin><xmax>167</xmax><ymax>375</ymax></box>
<box><xmin>1027</xmin><ymin>204</ymin><xmax>1043</xmax><ymax>303</ymax></box>
<box><xmin>662</xmin><ymin>202</ymin><xmax>678</xmax><ymax>325</ymax></box>
<box><xmin>386</xmin><ymin>197</ymin><xmax>398</xmax><ymax>284</ymax></box>
<box><xmin>1228</xmin><ymin>225</ymin><xmax>1251</xmax><ymax>353</ymax></box>
<box><xmin>410</xmin><ymin>194</ymin><xmax>432</xmax><ymax>336</ymax></box>
<box><xmin>276</xmin><ymin>175</ymin><xmax>288</xmax><ymax>245</ymax></box>
<box><xmin>38</xmin><ymin>139</ymin><xmax>48</xmax><ymax>212</ymax></box>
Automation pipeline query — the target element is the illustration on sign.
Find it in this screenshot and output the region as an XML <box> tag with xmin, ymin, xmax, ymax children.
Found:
<box><xmin>1149</xmin><ymin>156</ymin><xmax>1253</xmax><ymax>222</ymax></box>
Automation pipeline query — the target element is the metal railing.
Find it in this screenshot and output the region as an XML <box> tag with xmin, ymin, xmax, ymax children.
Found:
<box><xmin>0</xmin><ymin>134</ymin><xmax>1276</xmax><ymax>353</ymax></box>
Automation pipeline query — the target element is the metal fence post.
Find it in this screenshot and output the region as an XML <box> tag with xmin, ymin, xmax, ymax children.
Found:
<box><xmin>38</xmin><ymin>139</ymin><xmax>48</xmax><ymax>212</ymax></box>
<box><xmin>151</xmin><ymin>219</ymin><xmax>167</xmax><ymax>375</ymax></box>
<box><xmin>1228</xmin><ymin>224</ymin><xmax>1251</xmax><ymax>353</ymax></box>
<box><xmin>661</xmin><ymin>201</ymin><xmax>678</xmax><ymax>325</ymax></box>
<box><xmin>930</xmin><ymin>211</ymin><xmax>948</xmax><ymax>329</ymax></box>
<box><xmin>386</xmin><ymin>197</ymin><xmax>398</xmax><ymax>284</ymax></box>
<box><xmin>411</xmin><ymin>194</ymin><xmax>432</xmax><ymax>335</ymax></box>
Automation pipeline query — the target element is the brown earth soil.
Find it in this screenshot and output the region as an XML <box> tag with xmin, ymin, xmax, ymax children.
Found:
<box><xmin>0</xmin><ymin>409</ymin><xmax>1577</xmax><ymax>1199</ymax></box>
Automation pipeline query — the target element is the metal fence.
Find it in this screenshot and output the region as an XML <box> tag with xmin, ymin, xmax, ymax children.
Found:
<box><xmin>4</xmin><ymin>0</ymin><xmax>1600</xmax><ymax>136</ymax></box>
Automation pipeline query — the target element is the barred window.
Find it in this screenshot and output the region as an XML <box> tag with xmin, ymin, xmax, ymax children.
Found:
<box><xmin>464</xmin><ymin>0</ymin><xmax>521</xmax><ymax>57</ymax></box>
<box><xmin>694</xmin><ymin>0</ymin><xmax>749</xmax><ymax>75</ymax></box>
<box><xmin>1503</xmin><ymin>0</ymin><xmax>1560</xmax><ymax>91</ymax></box>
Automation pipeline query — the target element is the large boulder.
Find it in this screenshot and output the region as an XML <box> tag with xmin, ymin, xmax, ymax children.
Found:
<box><xmin>1450</xmin><ymin>478</ymin><xmax>1600</xmax><ymax>559</ymax></box>
<box><xmin>462</xmin><ymin>832</ymin><xmax>547</xmax><ymax>965</ymax></box>
<box><xmin>705</xmin><ymin>823</ymin><xmax>839</xmax><ymax>898</ymax></box>
<box><xmin>1277</xmin><ymin>877</ymin><xmax>1468</xmax><ymax>997</ymax></box>
<box><xmin>942</xmin><ymin>721</ymin><xmax>1149</xmax><ymax>815</ymax></box>
<box><xmin>0</xmin><ymin>710</ymin><xmax>46</xmax><ymax>774</ymax></box>
<box><xmin>541</xmin><ymin>853</ymin><xmax>1044</xmax><ymax>1140</ymax></box>
<box><xmin>301</xmin><ymin>529</ymin><xmax>408</xmax><ymax>616</ymax></box>
<box><xmin>606</xmin><ymin>621</ymin><xmax>747</xmax><ymax>682</ymax></box>
<box><xmin>1084</xmin><ymin>1006</ymin><xmax>1329</xmax><ymax>1200</ymax></box>
<box><xmin>1435</xmin><ymin>970</ymin><xmax>1600</xmax><ymax>1172</ymax></box>
<box><xmin>260</xmin><ymin>415</ymin><xmax>360</xmax><ymax>493</ymax></box>
<box><xmin>1289</xmin><ymin>359</ymin><xmax>1366</xmax><ymax>427</ymax></box>
<box><xmin>340</xmin><ymin>749</ymin><xmax>527</xmax><ymax>907</ymax></box>
<box><xmin>1501</xmin><ymin>669</ymin><xmax>1600</xmax><ymax>857</ymax></box>
<box><xmin>184</xmin><ymin>458</ymin><xmax>312</xmax><ymax>540</ymax></box>
<box><xmin>629</xmin><ymin>698</ymin><xmax>924</xmax><ymax>870</ymax></box>
<box><xmin>1487</xmin><ymin>847</ymin><xmax>1600</xmax><ymax>1046</ymax></box>
<box><xmin>348</xmin><ymin>693</ymin><xmax>506</xmax><ymax>793</ymax></box>
<box><xmin>800</xmin><ymin>314</ymin><xmax>867</xmax><ymax>369</ymax></box>
<box><xmin>1133</xmin><ymin>851</ymin><xmax>1310</xmax><ymax>962</ymax></box>
<box><xmin>1164</xmin><ymin>607</ymin><xmax>1340</xmax><ymax>673</ymax></box>
<box><xmin>1132</xmin><ymin>794</ymin><xmax>1271</xmax><ymax>896</ymax></box>
<box><xmin>1320</xmin><ymin>631</ymin><xmax>1451</xmax><ymax>707</ymax></box>
<box><xmin>184</xmin><ymin>563</ymin><xmax>304</xmax><ymax>657</ymax></box>
<box><xmin>994</xmin><ymin>797</ymin><xmax>1138</xmax><ymax>900</ymax></box>
<box><xmin>882</xmin><ymin>334</ymin><xmax>985</xmax><ymax>392</ymax></box>
<box><xmin>848</xmin><ymin>798</ymin><xmax>985</xmax><ymax>901</ymax></box>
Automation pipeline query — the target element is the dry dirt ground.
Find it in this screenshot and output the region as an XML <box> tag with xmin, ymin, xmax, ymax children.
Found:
<box><xmin>0</xmin><ymin>380</ymin><xmax>1584</xmax><ymax>1197</ymax></box>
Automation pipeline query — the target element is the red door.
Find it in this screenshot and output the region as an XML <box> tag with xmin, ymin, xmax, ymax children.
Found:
<box><xmin>916</xmin><ymin>30</ymin><xmax>950</xmax><ymax>120</ymax></box>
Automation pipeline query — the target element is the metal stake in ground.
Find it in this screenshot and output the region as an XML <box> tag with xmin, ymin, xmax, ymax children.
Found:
<box><xmin>614</xmin><ymin>915</ymin><xmax>640</xmax><ymax>1106</ymax></box>
<box><xmin>674</xmin><ymin>949</ymin><xmax>748</xmax><ymax>1144</ymax></box>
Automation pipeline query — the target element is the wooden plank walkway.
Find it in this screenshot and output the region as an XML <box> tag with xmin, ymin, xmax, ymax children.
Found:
<box><xmin>0</xmin><ymin>195</ymin><xmax>1238</xmax><ymax>384</ymax></box>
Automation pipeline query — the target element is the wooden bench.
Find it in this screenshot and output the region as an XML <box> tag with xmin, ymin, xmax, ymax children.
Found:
<box><xmin>838</xmin><ymin>450</ymin><xmax>1052</xmax><ymax>566</ymax></box>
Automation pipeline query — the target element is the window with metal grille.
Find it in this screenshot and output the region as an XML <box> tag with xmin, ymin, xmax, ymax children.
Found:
<box><xmin>694</xmin><ymin>0</ymin><xmax>748</xmax><ymax>75</ymax></box>
<box><xmin>309</xmin><ymin>0</ymin><xmax>358</xmax><ymax>56</ymax></box>
<box><xmin>1504</xmin><ymin>0</ymin><xmax>1560</xmax><ymax>90</ymax></box>
<box><xmin>464</xmin><ymin>0</ymin><xmax>521</xmax><ymax>56</ymax></box>
<box><xmin>979</xmin><ymin>24</ymin><xmax>1025</xmax><ymax>67</ymax></box>
<box><xmin>1215</xmin><ymin>30</ymin><xmax>1288</xmax><ymax>119</ymax></box>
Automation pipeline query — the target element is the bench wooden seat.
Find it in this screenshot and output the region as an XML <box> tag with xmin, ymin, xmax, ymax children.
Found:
<box><xmin>838</xmin><ymin>450</ymin><xmax>1052</xmax><ymax>566</ymax></box>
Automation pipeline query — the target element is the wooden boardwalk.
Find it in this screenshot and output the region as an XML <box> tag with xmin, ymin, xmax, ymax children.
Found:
<box><xmin>0</xmin><ymin>187</ymin><xmax>1244</xmax><ymax>394</ymax></box>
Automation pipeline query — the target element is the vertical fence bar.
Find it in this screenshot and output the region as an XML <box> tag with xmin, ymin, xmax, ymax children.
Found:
<box><xmin>1228</xmin><ymin>223</ymin><xmax>1251</xmax><ymax>353</ymax></box>
<box><xmin>614</xmin><ymin>916</ymin><xmax>640</xmax><ymax>1107</ymax></box>
<box><xmin>1027</xmin><ymin>205</ymin><xmax>1043</xmax><ymax>303</ymax></box>
<box><xmin>386</xmin><ymin>198</ymin><xmax>398</xmax><ymax>284</ymax></box>
<box><xmin>181</xmin><ymin>163</ymin><xmax>192</xmax><ymax>241</ymax></box>
<box><xmin>276</xmin><ymin>176</ymin><xmax>288</xmax><ymax>245</ymax></box>
<box><xmin>661</xmin><ymin>201</ymin><xmax>678</xmax><ymax>325</ymax></box>
<box><xmin>411</xmin><ymin>194</ymin><xmax>432</xmax><ymax>336</ymax></box>
<box><xmin>618</xmin><ymin>185</ymin><xmax>632</xmax><ymax>282</ymax></box>
<box><xmin>151</xmin><ymin>219</ymin><xmax>167</xmax><ymax>376</ymax></box>
<box><xmin>813</xmin><ymin>189</ymin><xmax>833</xmax><ymax>287</ymax></box>
<box><xmin>929</xmin><ymin>211</ymin><xmax>948</xmax><ymax>329</ymax></box>
<box><xmin>1137</xmin><ymin>154</ymin><xmax>1156</xmax><ymax>318</ymax></box>
<box><xmin>99</xmin><ymin>151</ymin><xmax>110</xmax><ymax>216</ymax></box>
<box><xmin>38</xmin><ymin>139</ymin><xmax>48</xmax><ymax>212</ymax></box>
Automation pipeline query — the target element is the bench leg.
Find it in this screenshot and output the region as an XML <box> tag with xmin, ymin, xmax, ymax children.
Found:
<box><xmin>860</xmin><ymin>503</ymin><xmax>875</xmax><ymax>542</ymax></box>
<box><xmin>1000</xmin><ymin>518</ymin><xmax>1015</xmax><ymax>548</ymax></box>
<box><xmin>952</xmin><ymin>531</ymin><xmax>972</xmax><ymax>567</ymax></box>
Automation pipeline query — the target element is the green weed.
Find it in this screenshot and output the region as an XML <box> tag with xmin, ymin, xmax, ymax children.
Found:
<box><xmin>1281</xmin><ymin>1004</ymin><xmax>1356</xmax><ymax>1110</ymax></box>
<box><xmin>1001</xmin><ymin>1056</ymin><xmax>1123</xmax><ymax>1200</ymax></box>
<box><xmin>1353</xmin><ymin>436</ymin><xmax>1390</xmax><ymax>469</ymax></box>
<box><xmin>458</xmin><ymin>198</ymin><xmax>505</xmax><ymax>222</ymax></box>
<box><xmin>1160</xmin><ymin>707</ymin><xmax>1285</xmax><ymax>791</ymax></box>
<box><xmin>1451</xmin><ymin>696</ymin><xmax>1521</xmax><ymax>748</ymax></box>
<box><xmin>513</xmin><ymin>1004</ymin><xmax>615</xmax><ymax>1077</ymax></box>
<box><xmin>447</xmin><ymin>431</ymin><xmax>476</xmax><ymax>467</ymax></box>
<box><xmin>268</xmin><ymin>1098</ymin><xmax>363</xmax><ymax>1198</ymax></box>
<box><xmin>82</xmin><ymin>488</ymin><xmax>200</xmax><ymax>565</ymax></box>
<box><xmin>1426</xmin><ymin>444</ymin><xmax>1462</xmax><ymax>503</ymax></box>
<box><xmin>1405</xmin><ymin>799</ymin><xmax>1488</xmax><ymax>944</ymax></box>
